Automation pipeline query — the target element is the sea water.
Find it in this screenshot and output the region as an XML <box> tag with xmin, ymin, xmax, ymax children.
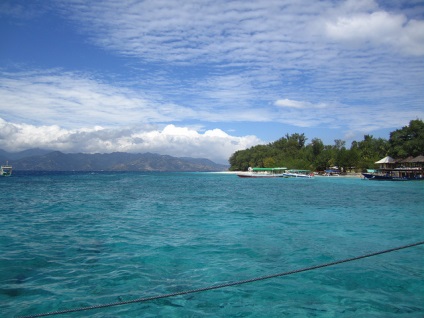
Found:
<box><xmin>0</xmin><ymin>172</ymin><xmax>423</xmax><ymax>317</ymax></box>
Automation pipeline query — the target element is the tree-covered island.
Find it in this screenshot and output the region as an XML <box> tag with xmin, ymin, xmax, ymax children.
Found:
<box><xmin>228</xmin><ymin>119</ymin><xmax>424</xmax><ymax>172</ymax></box>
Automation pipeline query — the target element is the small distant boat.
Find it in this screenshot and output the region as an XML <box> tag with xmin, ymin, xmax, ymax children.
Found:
<box><xmin>323</xmin><ymin>169</ymin><xmax>341</xmax><ymax>176</ymax></box>
<box><xmin>0</xmin><ymin>163</ymin><xmax>12</xmax><ymax>177</ymax></box>
<box><xmin>237</xmin><ymin>167</ymin><xmax>287</xmax><ymax>178</ymax></box>
<box><xmin>282</xmin><ymin>169</ymin><xmax>314</xmax><ymax>178</ymax></box>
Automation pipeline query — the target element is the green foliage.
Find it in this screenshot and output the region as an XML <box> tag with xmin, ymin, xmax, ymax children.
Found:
<box><xmin>350</xmin><ymin>134</ymin><xmax>389</xmax><ymax>170</ymax></box>
<box><xmin>389</xmin><ymin>119</ymin><xmax>424</xmax><ymax>158</ymax></box>
<box><xmin>228</xmin><ymin>119</ymin><xmax>424</xmax><ymax>171</ymax></box>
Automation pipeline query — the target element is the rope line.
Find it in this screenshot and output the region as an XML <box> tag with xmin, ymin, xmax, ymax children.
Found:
<box><xmin>18</xmin><ymin>241</ymin><xmax>424</xmax><ymax>318</ymax></box>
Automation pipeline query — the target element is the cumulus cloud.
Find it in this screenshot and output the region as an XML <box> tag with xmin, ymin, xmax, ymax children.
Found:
<box><xmin>0</xmin><ymin>118</ymin><xmax>262</xmax><ymax>163</ymax></box>
<box><xmin>324</xmin><ymin>5</ymin><xmax>424</xmax><ymax>55</ymax></box>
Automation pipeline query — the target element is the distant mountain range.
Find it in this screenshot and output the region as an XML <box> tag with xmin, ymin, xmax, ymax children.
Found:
<box><xmin>0</xmin><ymin>149</ymin><xmax>229</xmax><ymax>172</ymax></box>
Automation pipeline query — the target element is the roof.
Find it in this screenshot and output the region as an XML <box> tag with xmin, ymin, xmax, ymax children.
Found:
<box><xmin>410</xmin><ymin>155</ymin><xmax>424</xmax><ymax>163</ymax></box>
<box><xmin>286</xmin><ymin>169</ymin><xmax>311</xmax><ymax>172</ymax></box>
<box><xmin>375</xmin><ymin>156</ymin><xmax>396</xmax><ymax>164</ymax></box>
<box><xmin>400</xmin><ymin>156</ymin><xmax>415</xmax><ymax>163</ymax></box>
<box><xmin>251</xmin><ymin>167</ymin><xmax>287</xmax><ymax>171</ymax></box>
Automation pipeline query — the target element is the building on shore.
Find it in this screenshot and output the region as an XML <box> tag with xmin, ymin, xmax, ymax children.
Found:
<box><xmin>363</xmin><ymin>155</ymin><xmax>424</xmax><ymax>181</ymax></box>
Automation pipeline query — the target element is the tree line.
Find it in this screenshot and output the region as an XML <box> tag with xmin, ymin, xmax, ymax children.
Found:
<box><xmin>228</xmin><ymin>119</ymin><xmax>424</xmax><ymax>172</ymax></box>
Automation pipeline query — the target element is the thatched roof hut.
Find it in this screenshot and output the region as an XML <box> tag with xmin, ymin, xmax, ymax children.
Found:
<box><xmin>410</xmin><ymin>155</ymin><xmax>424</xmax><ymax>163</ymax></box>
<box><xmin>375</xmin><ymin>156</ymin><xmax>396</xmax><ymax>169</ymax></box>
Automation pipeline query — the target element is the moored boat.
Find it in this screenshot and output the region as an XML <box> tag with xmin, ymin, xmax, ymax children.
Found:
<box><xmin>362</xmin><ymin>155</ymin><xmax>424</xmax><ymax>181</ymax></box>
<box><xmin>282</xmin><ymin>169</ymin><xmax>314</xmax><ymax>178</ymax></box>
<box><xmin>237</xmin><ymin>167</ymin><xmax>287</xmax><ymax>178</ymax></box>
<box><xmin>362</xmin><ymin>169</ymin><xmax>423</xmax><ymax>181</ymax></box>
<box><xmin>0</xmin><ymin>163</ymin><xmax>12</xmax><ymax>177</ymax></box>
<box><xmin>323</xmin><ymin>169</ymin><xmax>341</xmax><ymax>176</ymax></box>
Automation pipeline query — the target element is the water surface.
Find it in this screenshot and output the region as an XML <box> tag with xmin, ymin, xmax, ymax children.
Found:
<box><xmin>1</xmin><ymin>172</ymin><xmax>423</xmax><ymax>317</ymax></box>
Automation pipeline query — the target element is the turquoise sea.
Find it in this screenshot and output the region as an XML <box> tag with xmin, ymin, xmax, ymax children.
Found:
<box><xmin>1</xmin><ymin>172</ymin><xmax>423</xmax><ymax>317</ymax></box>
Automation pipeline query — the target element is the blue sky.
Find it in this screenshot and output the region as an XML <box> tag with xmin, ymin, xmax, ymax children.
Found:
<box><xmin>0</xmin><ymin>0</ymin><xmax>423</xmax><ymax>163</ymax></box>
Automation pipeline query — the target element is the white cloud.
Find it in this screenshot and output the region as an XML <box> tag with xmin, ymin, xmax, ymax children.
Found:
<box><xmin>326</xmin><ymin>12</ymin><xmax>405</xmax><ymax>42</ymax></box>
<box><xmin>324</xmin><ymin>8</ymin><xmax>424</xmax><ymax>56</ymax></box>
<box><xmin>1</xmin><ymin>0</ymin><xmax>423</xmax><ymax>152</ymax></box>
<box><xmin>274</xmin><ymin>99</ymin><xmax>328</xmax><ymax>109</ymax></box>
<box><xmin>272</xmin><ymin>97</ymin><xmax>424</xmax><ymax>133</ymax></box>
<box><xmin>0</xmin><ymin>69</ymin><xmax>283</xmax><ymax>126</ymax></box>
<box><xmin>0</xmin><ymin>119</ymin><xmax>262</xmax><ymax>163</ymax></box>
<box><xmin>53</xmin><ymin>0</ymin><xmax>424</xmax><ymax>73</ymax></box>
<box><xmin>397</xmin><ymin>19</ymin><xmax>424</xmax><ymax>56</ymax></box>
<box><xmin>55</xmin><ymin>0</ymin><xmax>327</xmax><ymax>64</ymax></box>
<box><xmin>0</xmin><ymin>70</ymin><xmax>198</xmax><ymax>127</ymax></box>
<box><xmin>1</xmin><ymin>68</ymin><xmax>423</xmax><ymax>154</ymax></box>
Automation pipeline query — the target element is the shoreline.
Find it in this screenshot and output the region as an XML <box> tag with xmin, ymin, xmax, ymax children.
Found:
<box><xmin>212</xmin><ymin>171</ymin><xmax>364</xmax><ymax>178</ymax></box>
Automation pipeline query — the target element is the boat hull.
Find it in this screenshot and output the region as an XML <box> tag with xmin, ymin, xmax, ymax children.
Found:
<box><xmin>237</xmin><ymin>173</ymin><xmax>285</xmax><ymax>178</ymax></box>
<box><xmin>0</xmin><ymin>165</ymin><xmax>12</xmax><ymax>177</ymax></box>
<box><xmin>282</xmin><ymin>173</ymin><xmax>313</xmax><ymax>178</ymax></box>
<box><xmin>362</xmin><ymin>173</ymin><xmax>423</xmax><ymax>181</ymax></box>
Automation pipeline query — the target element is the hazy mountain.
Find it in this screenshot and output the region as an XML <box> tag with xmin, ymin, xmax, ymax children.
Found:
<box><xmin>0</xmin><ymin>148</ymin><xmax>53</xmax><ymax>161</ymax></box>
<box><xmin>0</xmin><ymin>149</ymin><xmax>229</xmax><ymax>172</ymax></box>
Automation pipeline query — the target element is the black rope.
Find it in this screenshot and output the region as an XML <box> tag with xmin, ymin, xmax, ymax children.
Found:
<box><xmin>18</xmin><ymin>241</ymin><xmax>424</xmax><ymax>318</ymax></box>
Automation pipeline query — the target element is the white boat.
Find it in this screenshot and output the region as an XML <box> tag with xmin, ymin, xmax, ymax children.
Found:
<box><xmin>0</xmin><ymin>163</ymin><xmax>12</xmax><ymax>177</ymax></box>
<box><xmin>282</xmin><ymin>169</ymin><xmax>314</xmax><ymax>178</ymax></box>
<box><xmin>237</xmin><ymin>167</ymin><xmax>287</xmax><ymax>178</ymax></box>
<box><xmin>323</xmin><ymin>169</ymin><xmax>341</xmax><ymax>176</ymax></box>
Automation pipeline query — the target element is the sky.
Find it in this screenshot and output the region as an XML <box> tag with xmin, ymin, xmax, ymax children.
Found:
<box><xmin>0</xmin><ymin>0</ymin><xmax>423</xmax><ymax>164</ymax></box>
